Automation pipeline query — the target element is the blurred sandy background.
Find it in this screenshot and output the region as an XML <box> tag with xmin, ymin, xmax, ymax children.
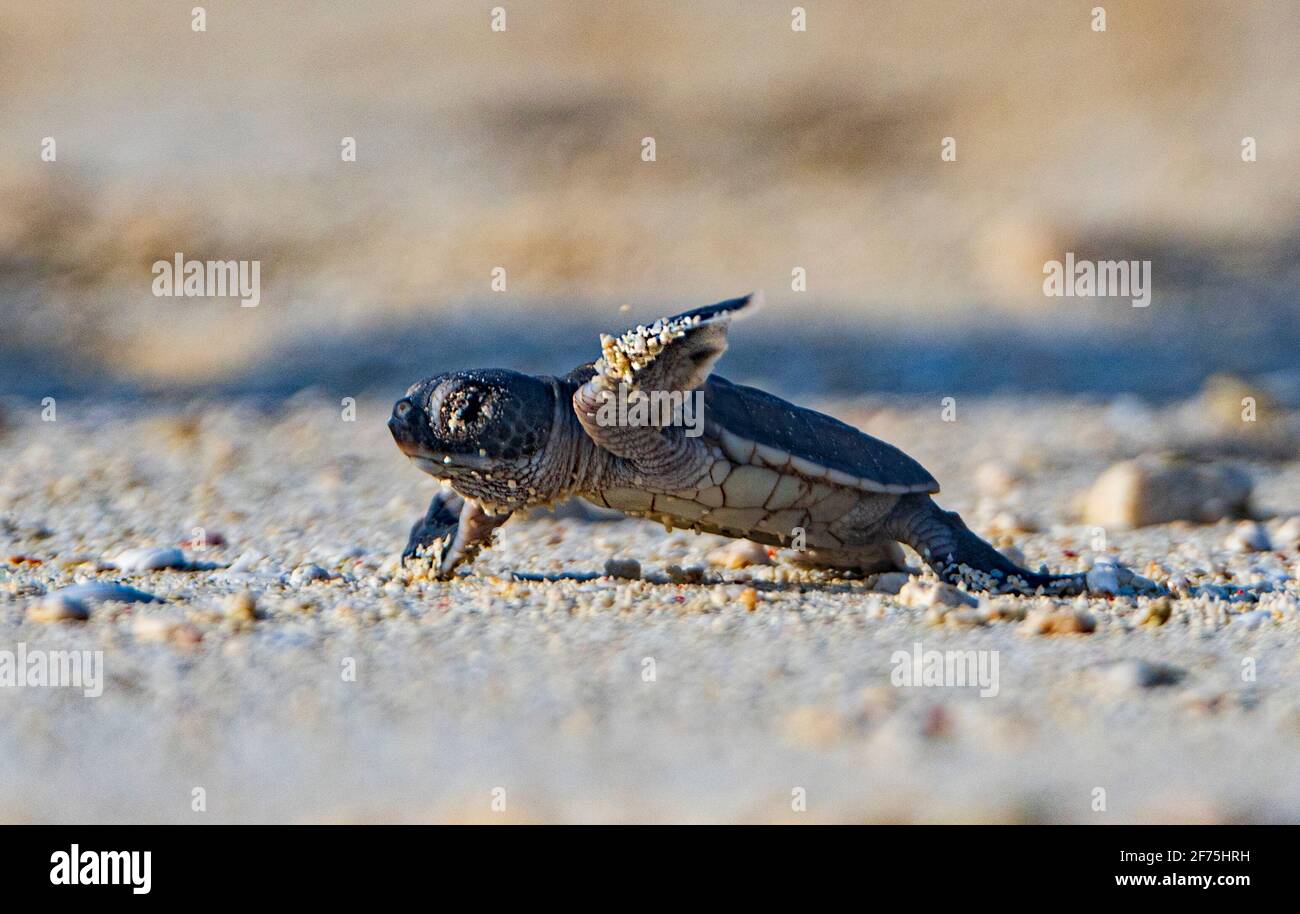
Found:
<box><xmin>1</xmin><ymin>0</ymin><xmax>1298</xmax><ymax>402</ymax></box>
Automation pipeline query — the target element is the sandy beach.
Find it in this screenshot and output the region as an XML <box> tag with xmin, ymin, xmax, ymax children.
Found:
<box><xmin>3</xmin><ymin>1</ymin><xmax>1300</xmax><ymax>824</ymax></box>
<box><xmin>2</xmin><ymin>388</ymin><xmax>1297</xmax><ymax>823</ymax></box>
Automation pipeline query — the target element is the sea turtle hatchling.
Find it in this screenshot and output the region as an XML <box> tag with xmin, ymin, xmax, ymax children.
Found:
<box><xmin>388</xmin><ymin>294</ymin><xmax>1086</xmax><ymax>594</ymax></box>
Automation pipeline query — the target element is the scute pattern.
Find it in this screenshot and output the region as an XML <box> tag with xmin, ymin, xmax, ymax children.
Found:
<box><xmin>703</xmin><ymin>374</ymin><xmax>939</xmax><ymax>494</ymax></box>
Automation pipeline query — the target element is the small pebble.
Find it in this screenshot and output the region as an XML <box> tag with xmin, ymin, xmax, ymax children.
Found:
<box><xmin>55</xmin><ymin>582</ymin><xmax>163</xmax><ymax>604</ymax></box>
<box><xmin>603</xmin><ymin>558</ymin><xmax>641</xmax><ymax>580</ymax></box>
<box><xmin>898</xmin><ymin>580</ymin><xmax>978</xmax><ymax>609</ymax></box>
<box><xmin>1137</xmin><ymin>595</ymin><xmax>1172</xmax><ymax>626</ymax></box>
<box><xmin>665</xmin><ymin>564</ymin><xmax>705</xmax><ymax>584</ymax></box>
<box><xmin>871</xmin><ymin>571</ymin><xmax>911</xmax><ymax>595</ymax></box>
<box><xmin>290</xmin><ymin>564</ymin><xmax>332</xmax><ymax>585</ymax></box>
<box><xmin>1225</xmin><ymin>521</ymin><xmax>1271</xmax><ymax>554</ymax></box>
<box><xmin>1086</xmin><ymin>557</ymin><xmax>1128</xmax><ymax>594</ymax></box>
<box><xmin>1081</xmin><ymin>556</ymin><xmax>1154</xmax><ymax>600</ymax></box>
<box><xmin>113</xmin><ymin>547</ymin><xmax>188</xmax><ymax>573</ymax></box>
<box><xmin>1082</xmin><ymin>456</ymin><xmax>1251</xmax><ymax>529</ymax></box>
<box><xmin>225</xmin><ymin>591</ymin><xmax>259</xmax><ymax>624</ymax></box>
<box><xmin>28</xmin><ymin>594</ymin><xmax>90</xmax><ymax>623</ymax></box>
<box><xmin>706</xmin><ymin>540</ymin><xmax>771</xmax><ymax>570</ymax></box>
<box><xmin>738</xmin><ymin>587</ymin><xmax>758</xmax><ymax>612</ymax></box>
<box><xmin>1022</xmin><ymin>607</ymin><xmax>1096</xmax><ymax>635</ymax></box>
<box><xmin>1090</xmin><ymin>658</ymin><xmax>1185</xmax><ymax>691</ymax></box>
<box><xmin>227</xmin><ymin>551</ymin><xmax>263</xmax><ymax>574</ymax></box>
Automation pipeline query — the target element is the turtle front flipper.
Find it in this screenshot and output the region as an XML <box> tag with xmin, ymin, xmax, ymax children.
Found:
<box><xmin>403</xmin><ymin>488</ymin><xmax>511</xmax><ymax>579</ymax></box>
<box><xmin>593</xmin><ymin>293</ymin><xmax>758</xmax><ymax>397</ymax></box>
<box><xmin>572</xmin><ymin>294</ymin><xmax>758</xmax><ymax>482</ymax></box>
<box><xmin>887</xmin><ymin>494</ymin><xmax>1086</xmax><ymax>595</ymax></box>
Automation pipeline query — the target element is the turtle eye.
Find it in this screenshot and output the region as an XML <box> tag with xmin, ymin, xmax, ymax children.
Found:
<box><xmin>455</xmin><ymin>390</ymin><xmax>483</xmax><ymax>423</ymax></box>
<box><xmin>444</xmin><ymin>385</ymin><xmax>492</xmax><ymax>434</ymax></box>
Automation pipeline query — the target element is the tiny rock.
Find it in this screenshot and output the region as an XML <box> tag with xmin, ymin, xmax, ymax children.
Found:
<box><xmin>1081</xmin><ymin>456</ymin><xmax>1251</xmax><ymax>529</ymax></box>
<box><xmin>225</xmin><ymin>590</ymin><xmax>259</xmax><ymax>624</ymax></box>
<box><xmin>113</xmin><ymin>547</ymin><xmax>188</xmax><ymax>573</ymax></box>
<box><xmin>290</xmin><ymin>564</ymin><xmax>332</xmax><ymax>585</ymax></box>
<box><xmin>665</xmin><ymin>564</ymin><xmax>705</xmax><ymax>584</ymax></box>
<box><xmin>28</xmin><ymin>594</ymin><xmax>90</xmax><ymax>623</ymax></box>
<box><xmin>55</xmin><ymin>582</ymin><xmax>163</xmax><ymax>604</ymax></box>
<box><xmin>1137</xmin><ymin>596</ymin><xmax>1172</xmax><ymax>626</ymax></box>
<box><xmin>738</xmin><ymin>587</ymin><xmax>758</xmax><ymax>612</ymax></box>
<box><xmin>898</xmin><ymin>579</ymin><xmax>978</xmax><ymax>609</ymax></box>
<box><xmin>706</xmin><ymin>539</ymin><xmax>772</xmax><ymax>569</ymax></box>
<box><xmin>227</xmin><ymin>551</ymin><xmax>263</xmax><ymax>574</ymax></box>
<box><xmin>1085</xmin><ymin>558</ymin><xmax>1156</xmax><ymax>596</ymax></box>
<box><xmin>871</xmin><ymin>571</ymin><xmax>911</xmax><ymax>595</ymax></box>
<box><xmin>1090</xmin><ymin>658</ymin><xmax>1185</xmax><ymax>691</ymax></box>
<box><xmin>1022</xmin><ymin>607</ymin><xmax>1096</xmax><ymax>635</ymax></box>
<box><xmin>603</xmin><ymin>558</ymin><xmax>642</xmax><ymax>580</ymax></box>
<box><xmin>1225</xmin><ymin>521</ymin><xmax>1271</xmax><ymax>554</ymax></box>
<box><xmin>1086</xmin><ymin>558</ymin><xmax>1122</xmax><ymax>594</ymax></box>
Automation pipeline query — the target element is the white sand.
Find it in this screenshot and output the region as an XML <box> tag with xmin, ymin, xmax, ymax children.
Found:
<box><xmin>1</xmin><ymin>394</ymin><xmax>1297</xmax><ymax>823</ymax></box>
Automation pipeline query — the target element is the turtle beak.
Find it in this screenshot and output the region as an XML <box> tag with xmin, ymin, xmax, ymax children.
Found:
<box><xmin>389</xmin><ymin>397</ymin><xmax>432</xmax><ymax>459</ymax></box>
<box><xmin>389</xmin><ymin>398</ymin><xmax>490</xmax><ymax>477</ymax></box>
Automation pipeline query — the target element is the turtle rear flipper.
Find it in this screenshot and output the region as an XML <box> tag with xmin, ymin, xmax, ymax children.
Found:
<box><xmin>888</xmin><ymin>494</ymin><xmax>1086</xmax><ymax>595</ymax></box>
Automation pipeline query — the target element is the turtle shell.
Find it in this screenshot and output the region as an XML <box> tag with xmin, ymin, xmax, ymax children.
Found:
<box><xmin>703</xmin><ymin>374</ymin><xmax>939</xmax><ymax>495</ymax></box>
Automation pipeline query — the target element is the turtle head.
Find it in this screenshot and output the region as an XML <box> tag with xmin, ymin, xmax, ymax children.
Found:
<box><xmin>389</xmin><ymin>369</ymin><xmax>554</xmax><ymax>480</ymax></box>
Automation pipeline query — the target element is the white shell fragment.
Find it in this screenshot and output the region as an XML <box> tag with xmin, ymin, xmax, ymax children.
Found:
<box><xmin>1085</xmin><ymin>558</ymin><xmax>1158</xmax><ymax>596</ymax></box>
<box><xmin>112</xmin><ymin>547</ymin><xmax>189</xmax><ymax>572</ymax></box>
<box><xmin>1085</xmin><ymin>558</ymin><xmax>1122</xmax><ymax>594</ymax></box>
<box><xmin>52</xmin><ymin>582</ymin><xmax>164</xmax><ymax>604</ymax></box>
